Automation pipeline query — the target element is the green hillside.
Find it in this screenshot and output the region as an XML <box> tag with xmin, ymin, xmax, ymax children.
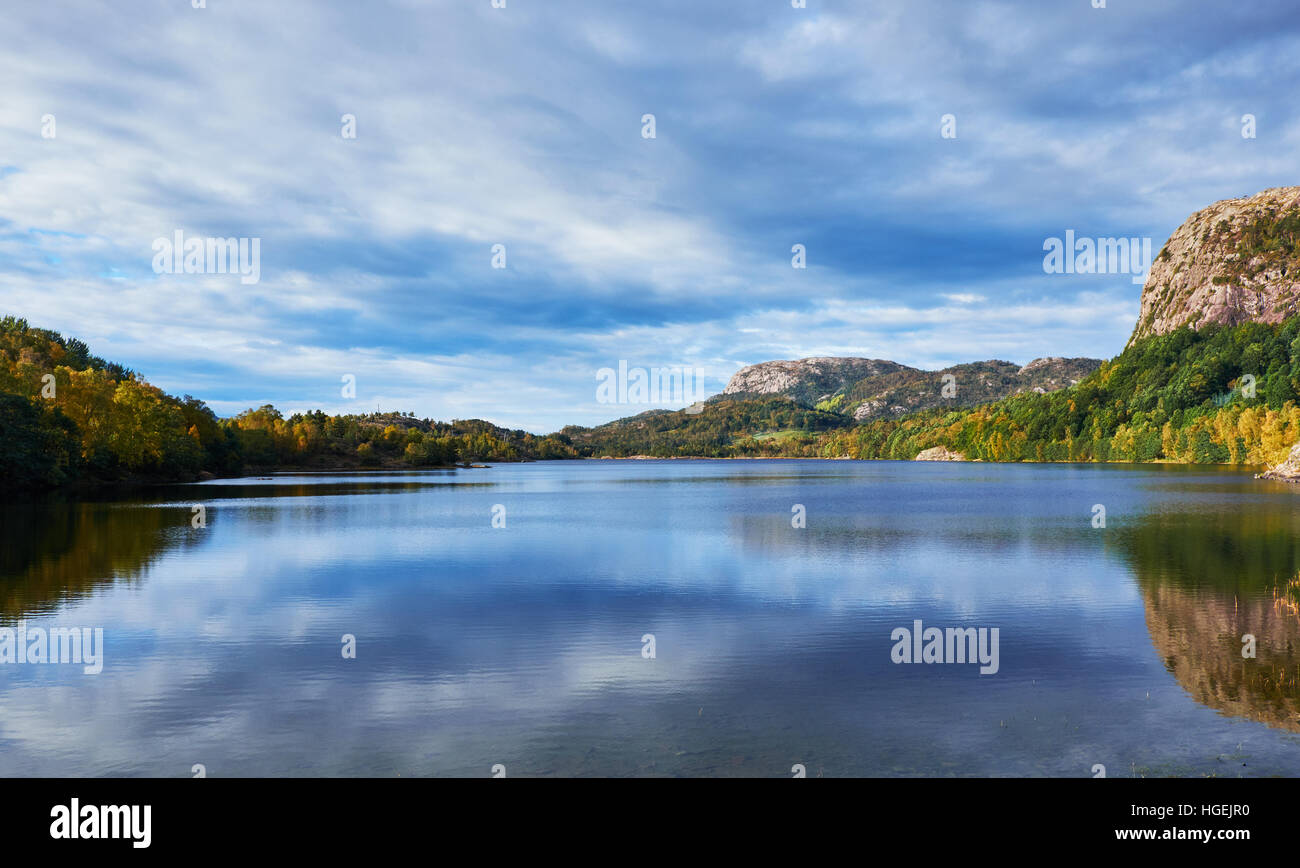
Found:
<box><xmin>0</xmin><ymin>316</ymin><xmax>576</xmax><ymax>491</ymax></box>
<box><xmin>822</xmin><ymin>317</ymin><xmax>1300</xmax><ymax>464</ymax></box>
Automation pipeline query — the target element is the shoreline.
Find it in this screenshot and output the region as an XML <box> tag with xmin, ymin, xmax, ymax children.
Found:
<box><xmin>8</xmin><ymin>456</ymin><xmax>1281</xmax><ymax>501</ymax></box>
<box><xmin>587</xmin><ymin>455</ymin><xmax>1272</xmax><ymax>469</ymax></box>
<box><xmin>15</xmin><ymin>460</ymin><xmax>506</xmax><ymax>497</ymax></box>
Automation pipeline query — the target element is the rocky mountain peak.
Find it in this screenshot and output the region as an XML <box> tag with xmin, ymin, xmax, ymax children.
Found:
<box><xmin>722</xmin><ymin>357</ymin><xmax>913</xmax><ymax>405</ymax></box>
<box><xmin>1130</xmin><ymin>186</ymin><xmax>1300</xmax><ymax>346</ymax></box>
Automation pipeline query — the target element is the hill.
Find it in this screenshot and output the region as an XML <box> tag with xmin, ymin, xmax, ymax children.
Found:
<box><xmin>559</xmin><ymin>399</ymin><xmax>846</xmax><ymax>458</ymax></box>
<box><xmin>719</xmin><ymin>356</ymin><xmax>1100</xmax><ymax>421</ymax></box>
<box><xmin>1131</xmin><ymin>186</ymin><xmax>1300</xmax><ymax>345</ymax></box>
<box><xmin>0</xmin><ymin>317</ymin><xmax>576</xmax><ymax>490</ymax></box>
<box><xmin>824</xmin><ymin>317</ymin><xmax>1300</xmax><ymax>465</ymax></box>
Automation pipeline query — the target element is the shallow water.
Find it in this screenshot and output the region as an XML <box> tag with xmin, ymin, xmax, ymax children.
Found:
<box><xmin>2</xmin><ymin>460</ymin><xmax>1299</xmax><ymax>777</ymax></box>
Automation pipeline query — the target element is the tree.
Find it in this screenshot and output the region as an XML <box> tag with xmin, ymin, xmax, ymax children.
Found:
<box><xmin>0</xmin><ymin>393</ymin><xmax>81</xmax><ymax>489</ymax></box>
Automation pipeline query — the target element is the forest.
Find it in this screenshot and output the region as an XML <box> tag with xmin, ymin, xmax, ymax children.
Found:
<box><xmin>0</xmin><ymin>316</ymin><xmax>577</xmax><ymax>491</ymax></box>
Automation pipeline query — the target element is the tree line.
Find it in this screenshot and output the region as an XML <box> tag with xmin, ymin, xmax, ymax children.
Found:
<box><xmin>0</xmin><ymin>317</ymin><xmax>576</xmax><ymax>491</ymax></box>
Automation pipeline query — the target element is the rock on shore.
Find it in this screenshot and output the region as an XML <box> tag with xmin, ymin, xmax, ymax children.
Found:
<box><xmin>915</xmin><ymin>446</ymin><xmax>965</xmax><ymax>461</ymax></box>
<box><xmin>1258</xmin><ymin>443</ymin><xmax>1300</xmax><ymax>482</ymax></box>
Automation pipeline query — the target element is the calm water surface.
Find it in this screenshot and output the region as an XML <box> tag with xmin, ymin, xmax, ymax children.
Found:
<box><xmin>3</xmin><ymin>460</ymin><xmax>1300</xmax><ymax>777</ymax></box>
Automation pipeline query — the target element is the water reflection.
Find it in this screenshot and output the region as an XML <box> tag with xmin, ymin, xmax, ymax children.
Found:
<box><xmin>0</xmin><ymin>500</ymin><xmax>187</xmax><ymax>622</ymax></box>
<box><xmin>1118</xmin><ymin>507</ymin><xmax>1300</xmax><ymax>733</ymax></box>
<box><xmin>1</xmin><ymin>462</ymin><xmax>1299</xmax><ymax>776</ymax></box>
<box><xmin>0</xmin><ymin>472</ymin><xmax>490</xmax><ymax>622</ymax></box>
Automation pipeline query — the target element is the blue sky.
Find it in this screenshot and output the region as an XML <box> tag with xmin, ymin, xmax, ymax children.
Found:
<box><xmin>1</xmin><ymin>0</ymin><xmax>1298</xmax><ymax>431</ymax></box>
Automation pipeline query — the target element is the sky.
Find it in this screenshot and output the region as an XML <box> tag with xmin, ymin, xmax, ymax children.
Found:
<box><xmin>1</xmin><ymin>0</ymin><xmax>1298</xmax><ymax>432</ymax></box>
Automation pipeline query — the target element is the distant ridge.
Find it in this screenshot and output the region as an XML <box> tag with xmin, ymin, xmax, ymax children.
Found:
<box><xmin>719</xmin><ymin>355</ymin><xmax>1101</xmax><ymax>420</ymax></box>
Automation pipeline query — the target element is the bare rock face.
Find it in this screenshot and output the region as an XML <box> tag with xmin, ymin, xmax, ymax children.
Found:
<box><xmin>1010</xmin><ymin>356</ymin><xmax>1100</xmax><ymax>393</ymax></box>
<box><xmin>1258</xmin><ymin>443</ymin><xmax>1300</xmax><ymax>482</ymax></box>
<box><xmin>722</xmin><ymin>357</ymin><xmax>912</xmax><ymax>406</ymax></box>
<box><xmin>845</xmin><ymin>357</ymin><xmax>1100</xmax><ymax>421</ymax></box>
<box><xmin>721</xmin><ymin>355</ymin><xmax>1101</xmax><ymax>420</ymax></box>
<box><xmin>915</xmin><ymin>446</ymin><xmax>965</xmax><ymax>461</ymax></box>
<box><xmin>1129</xmin><ymin>186</ymin><xmax>1300</xmax><ymax>346</ymax></box>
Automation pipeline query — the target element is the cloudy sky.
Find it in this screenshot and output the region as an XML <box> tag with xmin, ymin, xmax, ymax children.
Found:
<box><xmin>1</xmin><ymin>0</ymin><xmax>1297</xmax><ymax>431</ymax></box>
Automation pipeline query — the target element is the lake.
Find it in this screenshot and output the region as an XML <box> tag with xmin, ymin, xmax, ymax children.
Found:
<box><xmin>2</xmin><ymin>459</ymin><xmax>1299</xmax><ymax>777</ymax></box>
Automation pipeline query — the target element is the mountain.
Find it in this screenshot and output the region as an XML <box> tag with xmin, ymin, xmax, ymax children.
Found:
<box><xmin>1130</xmin><ymin>186</ymin><xmax>1300</xmax><ymax>345</ymax></box>
<box><xmin>721</xmin><ymin>358</ymin><xmax>910</xmax><ymax>406</ymax></box>
<box><xmin>559</xmin><ymin>355</ymin><xmax>1102</xmax><ymax>458</ymax></box>
<box><xmin>720</xmin><ymin>356</ymin><xmax>1101</xmax><ymax>420</ymax></box>
<box><xmin>569</xmin><ymin>186</ymin><xmax>1300</xmax><ymax>465</ymax></box>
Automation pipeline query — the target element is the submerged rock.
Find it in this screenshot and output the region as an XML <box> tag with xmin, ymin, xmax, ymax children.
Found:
<box><xmin>915</xmin><ymin>446</ymin><xmax>965</xmax><ymax>461</ymax></box>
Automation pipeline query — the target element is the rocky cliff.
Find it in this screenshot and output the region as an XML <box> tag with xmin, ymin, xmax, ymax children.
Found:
<box><xmin>1130</xmin><ymin>186</ymin><xmax>1300</xmax><ymax>345</ymax></box>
